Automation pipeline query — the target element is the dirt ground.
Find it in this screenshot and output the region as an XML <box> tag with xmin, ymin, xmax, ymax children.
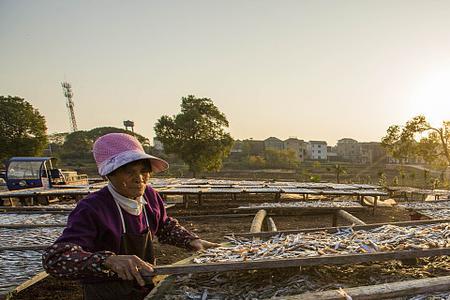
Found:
<box><xmin>11</xmin><ymin>194</ymin><xmax>413</xmax><ymax>300</ymax></box>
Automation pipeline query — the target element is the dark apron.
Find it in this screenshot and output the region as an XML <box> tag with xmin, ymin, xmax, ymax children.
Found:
<box><xmin>83</xmin><ymin>201</ymin><xmax>155</xmax><ymax>300</ymax></box>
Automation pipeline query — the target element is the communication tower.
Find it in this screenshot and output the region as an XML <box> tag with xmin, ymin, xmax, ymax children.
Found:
<box><xmin>61</xmin><ymin>82</ymin><xmax>78</xmax><ymax>132</ymax></box>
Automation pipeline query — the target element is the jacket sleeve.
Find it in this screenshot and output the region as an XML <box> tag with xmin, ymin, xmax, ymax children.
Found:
<box><xmin>42</xmin><ymin>202</ymin><xmax>115</xmax><ymax>279</ymax></box>
<box><xmin>42</xmin><ymin>243</ymin><xmax>115</xmax><ymax>279</ymax></box>
<box><xmin>154</xmin><ymin>192</ymin><xmax>199</xmax><ymax>249</ymax></box>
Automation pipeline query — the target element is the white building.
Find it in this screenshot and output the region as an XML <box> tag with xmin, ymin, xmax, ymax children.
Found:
<box><xmin>308</xmin><ymin>141</ymin><xmax>328</xmax><ymax>160</ymax></box>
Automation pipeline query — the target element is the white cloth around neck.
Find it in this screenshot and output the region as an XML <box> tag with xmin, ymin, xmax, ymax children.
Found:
<box><xmin>107</xmin><ymin>182</ymin><xmax>146</xmax><ymax>216</ymax></box>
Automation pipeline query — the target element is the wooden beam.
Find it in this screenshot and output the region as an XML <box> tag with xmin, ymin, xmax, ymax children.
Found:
<box><xmin>5</xmin><ymin>271</ymin><xmax>49</xmax><ymax>299</ymax></box>
<box><xmin>277</xmin><ymin>275</ymin><xmax>450</xmax><ymax>300</ymax></box>
<box><xmin>250</xmin><ymin>209</ymin><xmax>267</xmax><ymax>233</ymax></box>
<box><xmin>0</xmin><ymin>206</ymin><xmax>73</xmax><ymax>211</ymax></box>
<box><xmin>175</xmin><ymin>213</ymin><xmax>255</xmax><ymax>220</ymax></box>
<box><xmin>0</xmin><ymin>245</ymin><xmax>49</xmax><ymax>251</ymax></box>
<box><xmin>0</xmin><ymin>224</ymin><xmax>65</xmax><ymax>229</ymax></box>
<box><xmin>336</xmin><ymin>209</ymin><xmax>366</xmax><ymax>225</ymax></box>
<box><xmin>234</xmin><ymin>218</ymin><xmax>450</xmax><ymax>238</ymax></box>
<box><xmin>0</xmin><ymin>210</ymin><xmax>70</xmax><ymax>215</ymax></box>
<box><xmin>235</xmin><ymin>207</ymin><xmax>365</xmax><ymax>213</ymax></box>
<box><xmin>147</xmin><ymin>247</ymin><xmax>450</xmax><ymax>276</ymax></box>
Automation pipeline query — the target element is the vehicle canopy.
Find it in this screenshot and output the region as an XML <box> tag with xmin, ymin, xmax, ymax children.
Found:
<box><xmin>6</xmin><ymin>157</ymin><xmax>55</xmax><ymax>190</ymax></box>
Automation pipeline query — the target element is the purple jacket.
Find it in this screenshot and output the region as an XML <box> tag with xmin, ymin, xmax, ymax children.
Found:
<box><xmin>43</xmin><ymin>185</ymin><xmax>198</xmax><ymax>282</ymax></box>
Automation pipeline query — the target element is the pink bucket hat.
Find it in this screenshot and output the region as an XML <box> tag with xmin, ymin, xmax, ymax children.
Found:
<box><xmin>93</xmin><ymin>133</ymin><xmax>169</xmax><ymax>176</ymax></box>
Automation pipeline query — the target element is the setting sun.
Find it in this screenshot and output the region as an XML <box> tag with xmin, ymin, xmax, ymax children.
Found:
<box><xmin>412</xmin><ymin>69</ymin><xmax>450</xmax><ymax>126</ymax></box>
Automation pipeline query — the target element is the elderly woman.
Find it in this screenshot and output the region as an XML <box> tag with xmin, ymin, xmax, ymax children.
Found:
<box><xmin>43</xmin><ymin>133</ymin><xmax>217</xmax><ymax>300</ymax></box>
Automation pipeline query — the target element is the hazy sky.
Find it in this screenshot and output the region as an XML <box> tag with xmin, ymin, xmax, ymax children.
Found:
<box><xmin>2</xmin><ymin>1</ymin><xmax>450</xmax><ymax>145</ymax></box>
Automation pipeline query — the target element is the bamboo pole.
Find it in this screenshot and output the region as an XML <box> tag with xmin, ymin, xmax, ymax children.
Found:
<box><xmin>266</xmin><ymin>217</ymin><xmax>277</xmax><ymax>232</ymax></box>
<box><xmin>336</xmin><ymin>209</ymin><xmax>366</xmax><ymax>225</ymax></box>
<box><xmin>250</xmin><ymin>209</ymin><xmax>267</xmax><ymax>233</ymax></box>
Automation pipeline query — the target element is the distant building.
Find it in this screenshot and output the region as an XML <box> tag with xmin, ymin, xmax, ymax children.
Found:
<box><xmin>326</xmin><ymin>146</ymin><xmax>339</xmax><ymax>161</ymax></box>
<box><xmin>242</xmin><ymin>139</ymin><xmax>265</xmax><ymax>156</ymax></box>
<box><xmin>308</xmin><ymin>141</ymin><xmax>328</xmax><ymax>160</ymax></box>
<box><xmin>264</xmin><ymin>137</ymin><xmax>284</xmax><ymax>151</ymax></box>
<box><xmin>359</xmin><ymin>142</ymin><xmax>387</xmax><ymax>164</ymax></box>
<box><xmin>153</xmin><ymin>138</ymin><xmax>164</xmax><ymax>151</ymax></box>
<box><xmin>336</xmin><ymin>138</ymin><xmax>362</xmax><ymax>163</ymax></box>
<box><xmin>283</xmin><ymin>138</ymin><xmax>308</xmax><ymax>162</ymax></box>
<box><xmin>230</xmin><ymin>140</ymin><xmax>243</xmax><ymax>153</ymax></box>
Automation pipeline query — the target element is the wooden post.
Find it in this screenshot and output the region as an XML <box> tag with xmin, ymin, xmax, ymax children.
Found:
<box><xmin>250</xmin><ymin>209</ymin><xmax>267</xmax><ymax>233</ymax></box>
<box><xmin>336</xmin><ymin>210</ymin><xmax>366</xmax><ymax>226</ymax></box>
<box><xmin>183</xmin><ymin>195</ymin><xmax>189</xmax><ymax>209</ymax></box>
<box><xmin>332</xmin><ymin>213</ymin><xmax>338</xmax><ymax>227</ymax></box>
<box><xmin>197</xmin><ymin>194</ymin><xmax>202</xmax><ymax>207</ymax></box>
<box><xmin>274</xmin><ymin>193</ymin><xmax>281</xmax><ymax>201</ymax></box>
<box><xmin>372</xmin><ymin>196</ymin><xmax>378</xmax><ymax>215</ymax></box>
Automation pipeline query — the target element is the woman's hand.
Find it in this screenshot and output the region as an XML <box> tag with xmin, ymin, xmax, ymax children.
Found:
<box><xmin>104</xmin><ymin>255</ymin><xmax>153</xmax><ymax>286</ymax></box>
<box><xmin>189</xmin><ymin>239</ymin><xmax>220</xmax><ymax>251</ymax></box>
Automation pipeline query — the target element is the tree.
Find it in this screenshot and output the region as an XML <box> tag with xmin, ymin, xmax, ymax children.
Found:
<box><xmin>247</xmin><ymin>155</ymin><xmax>266</xmax><ymax>169</ymax></box>
<box><xmin>0</xmin><ymin>96</ymin><xmax>48</xmax><ymax>164</ymax></box>
<box><xmin>154</xmin><ymin>95</ymin><xmax>233</xmax><ymax>177</ymax></box>
<box><xmin>381</xmin><ymin>115</ymin><xmax>450</xmax><ymax>167</ymax></box>
<box><xmin>59</xmin><ymin>127</ymin><xmax>150</xmax><ymax>160</ymax></box>
<box><xmin>333</xmin><ymin>164</ymin><xmax>347</xmax><ymax>183</ymax></box>
<box><xmin>264</xmin><ymin>149</ymin><xmax>300</xmax><ymax>169</ymax></box>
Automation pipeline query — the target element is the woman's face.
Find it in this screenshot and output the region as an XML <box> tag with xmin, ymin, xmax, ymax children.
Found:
<box><xmin>108</xmin><ymin>160</ymin><xmax>152</xmax><ymax>199</ymax></box>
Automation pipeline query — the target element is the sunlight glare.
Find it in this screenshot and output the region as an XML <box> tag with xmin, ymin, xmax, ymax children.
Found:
<box><xmin>411</xmin><ymin>69</ymin><xmax>450</xmax><ymax>127</ymax></box>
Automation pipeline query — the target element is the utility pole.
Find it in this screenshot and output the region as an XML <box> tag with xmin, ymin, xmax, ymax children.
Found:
<box><xmin>61</xmin><ymin>82</ymin><xmax>78</xmax><ymax>132</ymax></box>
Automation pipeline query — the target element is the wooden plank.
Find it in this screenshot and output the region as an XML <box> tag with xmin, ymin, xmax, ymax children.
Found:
<box><xmin>0</xmin><ymin>206</ymin><xmax>73</xmax><ymax>211</ymax></box>
<box><xmin>147</xmin><ymin>247</ymin><xmax>450</xmax><ymax>276</ymax></box>
<box><xmin>175</xmin><ymin>213</ymin><xmax>255</xmax><ymax>220</ymax></box>
<box><xmin>5</xmin><ymin>271</ymin><xmax>49</xmax><ymax>299</ymax></box>
<box><xmin>336</xmin><ymin>209</ymin><xmax>366</xmax><ymax>225</ymax></box>
<box><xmin>234</xmin><ymin>207</ymin><xmax>365</xmax><ymax>214</ymax></box>
<box><xmin>0</xmin><ymin>211</ymin><xmax>70</xmax><ymax>215</ymax></box>
<box><xmin>0</xmin><ymin>224</ymin><xmax>65</xmax><ymax>229</ymax></box>
<box><xmin>144</xmin><ymin>256</ymin><xmax>196</xmax><ymax>299</ymax></box>
<box><xmin>278</xmin><ymin>275</ymin><xmax>450</xmax><ymax>300</ymax></box>
<box><xmin>234</xmin><ymin>218</ymin><xmax>450</xmax><ymax>238</ymax></box>
<box><xmin>0</xmin><ymin>245</ymin><xmax>49</xmax><ymax>251</ymax></box>
<box><xmin>250</xmin><ymin>209</ymin><xmax>267</xmax><ymax>233</ymax></box>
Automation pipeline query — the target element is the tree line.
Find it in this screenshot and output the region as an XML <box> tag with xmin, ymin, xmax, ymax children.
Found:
<box><xmin>0</xmin><ymin>95</ymin><xmax>234</xmax><ymax>177</ymax></box>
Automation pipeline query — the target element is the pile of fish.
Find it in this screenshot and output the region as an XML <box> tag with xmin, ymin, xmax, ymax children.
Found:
<box><xmin>409</xmin><ymin>292</ymin><xmax>450</xmax><ymax>300</ymax></box>
<box><xmin>0</xmin><ymin>250</ymin><xmax>43</xmax><ymax>295</ymax></box>
<box><xmin>158</xmin><ymin>257</ymin><xmax>450</xmax><ymax>299</ymax></box>
<box><xmin>0</xmin><ymin>227</ymin><xmax>63</xmax><ymax>248</ymax></box>
<box><xmin>193</xmin><ymin>223</ymin><xmax>450</xmax><ymax>264</ymax></box>
<box><xmin>238</xmin><ymin>201</ymin><xmax>362</xmax><ymax>209</ymax></box>
<box><xmin>417</xmin><ymin>209</ymin><xmax>450</xmax><ymax>220</ymax></box>
<box><xmin>0</xmin><ymin>213</ymin><xmax>68</xmax><ymax>225</ymax></box>
<box><xmin>398</xmin><ymin>201</ymin><xmax>450</xmax><ymax>210</ymax></box>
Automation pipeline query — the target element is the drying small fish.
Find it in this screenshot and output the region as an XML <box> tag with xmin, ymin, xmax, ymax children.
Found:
<box><xmin>416</xmin><ymin>209</ymin><xmax>450</xmax><ymax>220</ymax></box>
<box><xmin>398</xmin><ymin>201</ymin><xmax>450</xmax><ymax>210</ymax></box>
<box><xmin>194</xmin><ymin>223</ymin><xmax>450</xmax><ymax>264</ymax></box>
